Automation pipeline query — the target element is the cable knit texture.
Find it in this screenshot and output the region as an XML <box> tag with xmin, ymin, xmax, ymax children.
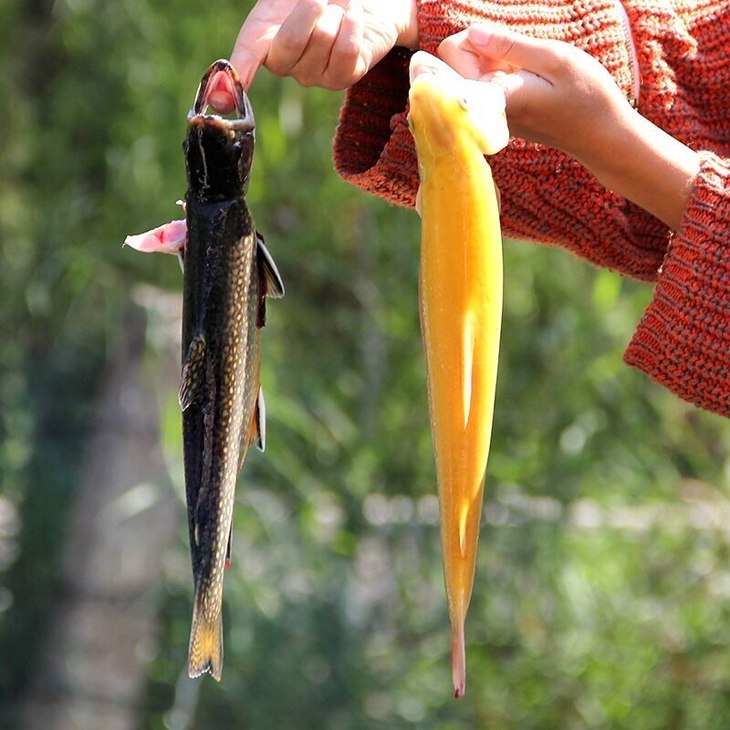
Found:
<box><xmin>333</xmin><ymin>0</ymin><xmax>730</xmax><ymax>417</ymax></box>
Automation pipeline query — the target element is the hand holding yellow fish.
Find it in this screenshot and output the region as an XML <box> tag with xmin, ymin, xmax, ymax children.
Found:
<box><xmin>408</xmin><ymin>50</ymin><xmax>508</xmax><ymax>698</ymax></box>
<box><xmin>438</xmin><ymin>24</ymin><xmax>698</xmax><ymax>232</ymax></box>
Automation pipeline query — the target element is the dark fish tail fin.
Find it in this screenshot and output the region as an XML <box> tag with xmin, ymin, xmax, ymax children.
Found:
<box><xmin>188</xmin><ymin>596</ymin><xmax>223</xmax><ymax>681</ymax></box>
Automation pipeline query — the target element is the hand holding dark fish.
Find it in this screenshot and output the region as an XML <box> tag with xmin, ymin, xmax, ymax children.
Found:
<box><xmin>125</xmin><ymin>59</ymin><xmax>283</xmax><ymax>681</ymax></box>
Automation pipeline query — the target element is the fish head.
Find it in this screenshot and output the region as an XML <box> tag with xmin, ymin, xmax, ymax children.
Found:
<box><xmin>184</xmin><ymin>59</ymin><xmax>256</xmax><ymax>200</ymax></box>
<box><xmin>408</xmin><ymin>72</ymin><xmax>509</xmax><ymax>159</ymax></box>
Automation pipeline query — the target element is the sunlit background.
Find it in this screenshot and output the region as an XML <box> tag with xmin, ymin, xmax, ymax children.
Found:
<box><xmin>1</xmin><ymin>1</ymin><xmax>729</xmax><ymax>728</ymax></box>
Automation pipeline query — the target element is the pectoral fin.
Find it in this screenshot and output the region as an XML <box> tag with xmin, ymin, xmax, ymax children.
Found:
<box><xmin>256</xmin><ymin>233</ymin><xmax>285</xmax><ymax>299</ymax></box>
<box><xmin>238</xmin><ymin>386</ymin><xmax>266</xmax><ymax>473</ymax></box>
<box><xmin>462</xmin><ymin>310</ymin><xmax>475</xmax><ymax>429</ymax></box>
<box><xmin>124</xmin><ymin>218</ymin><xmax>187</xmax><ymax>255</ymax></box>
<box><xmin>179</xmin><ymin>334</ymin><xmax>206</xmax><ymax>411</ymax></box>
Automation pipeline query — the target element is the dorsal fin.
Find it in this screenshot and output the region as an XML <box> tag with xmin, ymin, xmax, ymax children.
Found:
<box><xmin>256</xmin><ymin>233</ymin><xmax>285</xmax><ymax>299</ymax></box>
<box><xmin>179</xmin><ymin>334</ymin><xmax>206</xmax><ymax>410</ymax></box>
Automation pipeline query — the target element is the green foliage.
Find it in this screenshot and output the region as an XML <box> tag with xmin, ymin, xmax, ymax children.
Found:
<box><xmin>1</xmin><ymin>0</ymin><xmax>729</xmax><ymax>728</ymax></box>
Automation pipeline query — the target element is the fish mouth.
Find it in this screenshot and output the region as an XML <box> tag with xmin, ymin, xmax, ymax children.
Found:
<box><xmin>189</xmin><ymin>59</ymin><xmax>254</xmax><ymax>131</ymax></box>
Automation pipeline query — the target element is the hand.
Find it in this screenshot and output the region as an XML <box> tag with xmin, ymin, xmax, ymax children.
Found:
<box><xmin>438</xmin><ymin>24</ymin><xmax>632</xmax><ymax>161</ymax></box>
<box><xmin>437</xmin><ymin>24</ymin><xmax>699</xmax><ymax>230</ymax></box>
<box><xmin>226</xmin><ymin>0</ymin><xmax>418</xmax><ymax>95</ymax></box>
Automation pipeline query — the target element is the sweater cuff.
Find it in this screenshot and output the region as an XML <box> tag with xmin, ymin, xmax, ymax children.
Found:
<box><xmin>333</xmin><ymin>47</ymin><xmax>418</xmax><ymax>207</ymax></box>
<box><xmin>624</xmin><ymin>152</ymin><xmax>730</xmax><ymax>417</ymax></box>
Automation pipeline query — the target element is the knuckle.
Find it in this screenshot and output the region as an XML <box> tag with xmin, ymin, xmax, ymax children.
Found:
<box><xmin>293</xmin><ymin>70</ymin><xmax>317</xmax><ymax>86</ymax></box>
<box><xmin>541</xmin><ymin>41</ymin><xmax>579</xmax><ymax>75</ymax></box>
<box><xmin>491</xmin><ymin>33</ymin><xmax>517</xmax><ymax>60</ymax></box>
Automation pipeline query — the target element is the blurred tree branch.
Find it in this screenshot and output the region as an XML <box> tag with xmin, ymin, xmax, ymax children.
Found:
<box><xmin>20</xmin><ymin>295</ymin><xmax>180</xmax><ymax>730</ymax></box>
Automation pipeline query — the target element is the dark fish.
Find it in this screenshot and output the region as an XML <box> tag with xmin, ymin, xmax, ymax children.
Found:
<box><xmin>180</xmin><ymin>59</ymin><xmax>283</xmax><ymax>680</ymax></box>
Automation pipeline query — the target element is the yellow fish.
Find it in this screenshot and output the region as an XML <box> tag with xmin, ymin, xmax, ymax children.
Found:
<box><xmin>408</xmin><ymin>62</ymin><xmax>509</xmax><ymax>698</ymax></box>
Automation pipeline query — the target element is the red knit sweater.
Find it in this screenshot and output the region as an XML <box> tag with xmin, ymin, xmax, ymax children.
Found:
<box><xmin>333</xmin><ymin>0</ymin><xmax>730</xmax><ymax>418</ymax></box>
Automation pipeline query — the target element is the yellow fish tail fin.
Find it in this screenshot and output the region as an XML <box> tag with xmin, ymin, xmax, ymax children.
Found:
<box><xmin>452</xmin><ymin>618</ymin><xmax>467</xmax><ymax>699</ymax></box>
<box><xmin>188</xmin><ymin>597</ymin><xmax>223</xmax><ymax>681</ymax></box>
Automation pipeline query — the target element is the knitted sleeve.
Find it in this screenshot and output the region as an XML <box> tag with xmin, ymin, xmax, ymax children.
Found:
<box><xmin>333</xmin><ymin>0</ymin><xmax>730</xmax><ymax>417</ymax></box>
<box><xmin>624</xmin><ymin>153</ymin><xmax>730</xmax><ymax>417</ymax></box>
<box><xmin>333</xmin><ymin>0</ymin><xmax>667</xmax><ymax>279</ymax></box>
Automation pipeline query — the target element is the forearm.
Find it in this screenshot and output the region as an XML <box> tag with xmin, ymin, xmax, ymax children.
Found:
<box><xmin>574</xmin><ymin>109</ymin><xmax>700</xmax><ymax>232</ymax></box>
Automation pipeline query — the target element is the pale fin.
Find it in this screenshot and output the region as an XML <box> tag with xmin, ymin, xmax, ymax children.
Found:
<box><xmin>238</xmin><ymin>388</ymin><xmax>265</xmax><ymax>473</ymax></box>
<box><xmin>458</xmin><ymin>501</ymin><xmax>469</xmax><ymax>559</ymax></box>
<box><xmin>179</xmin><ymin>334</ymin><xmax>206</xmax><ymax>411</ymax></box>
<box><xmin>124</xmin><ymin>218</ymin><xmax>187</xmax><ymax>255</ymax></box>
<box><xmin>247</xmin><ymin>387</ymin><xmax>266</xmax><ymax>452</ymax></box>
<box><xmin>452</xmin><ymin>619</ymin><xmax>466</xmax><ymax>699</ymax></box>
<box><xmin>188</xmin><ymin>595</ymin><xmax>223</xmax><ymax>681</ymax></box>
<box><xmin>256</xmin><ymin>233</ymin><xmax>285</xmax><ymax>298</ymax></box>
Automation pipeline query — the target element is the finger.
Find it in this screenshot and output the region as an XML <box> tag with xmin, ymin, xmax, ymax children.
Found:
<box><xmin>322</xmin><ymin>1</ymin><xmax>366</xmax><ymax>88</ymax></box>
<box><xmin>208</xmin><ymin>65</ymin><xmax>249</xmax><ymax>114</ymax></box>
<box><xmin>232</xmin><ymin>44</ymin><xmax>270</xmax><ymax>92</ymax></box>
<box><xmin>485</xmin><ymin>69</ymin><xmax>551</xmax><ymax>119</ymax></box>
<box><xmin>437</xmin><ymin>31</ymin><xmax>485</xmax><ymax>80</ymax></box>
<box><xmin>266</xmin><ymin>0</ymin><xmax>328</xmax><ymax>77</ymax></box>
<box><xmin>438</xmin><ymin>29</ymin><xmax>517</xmax><ymax>79</ymax></box>
<box><xmin>288</xmin><ymin>3</ymin><xmax>346</xmax><ymax>86</ymax></box>
<box><xmin>467</xmin><ymin>24</ymin><xmax>567</xmax><ymax>77</ymax></box>
<box><xmin>230</xmin><ymin>12</ymin><xmax>284</xmax><ymax>92</ymax></box>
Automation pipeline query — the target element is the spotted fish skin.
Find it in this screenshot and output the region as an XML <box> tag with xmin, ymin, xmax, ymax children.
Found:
<box><xmin>181</xmin><ymin>60</ymin><xmax>283</xmax><ymax>681</ymax></box>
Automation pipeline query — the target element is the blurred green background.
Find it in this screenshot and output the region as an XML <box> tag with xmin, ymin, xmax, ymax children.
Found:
<box><xmin>1</xmin><ymin>0</ymin><xmax>729</xmax><ymax>728</ymax></box>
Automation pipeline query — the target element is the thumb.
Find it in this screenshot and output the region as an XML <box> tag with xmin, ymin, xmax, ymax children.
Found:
<box><xmin>466</xmin><ymin>24</ymin><xmax>563</xmax><ymax>74</ymax></box>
